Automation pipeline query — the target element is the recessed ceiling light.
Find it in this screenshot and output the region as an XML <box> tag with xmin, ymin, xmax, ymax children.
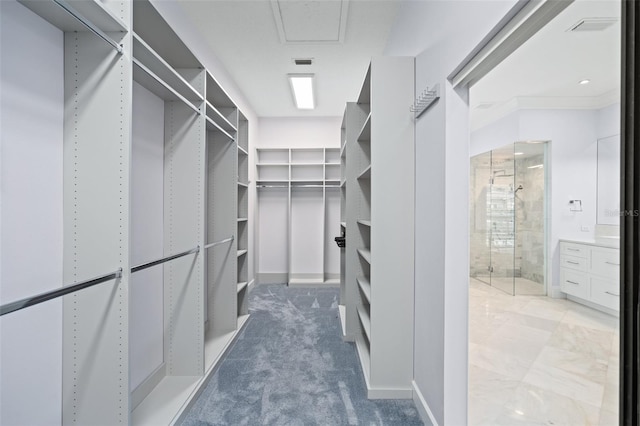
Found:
<box><xmin>579</xmin><ymin>79</ymin><xmax>591</xmax><ymax>85</ymax></box>
<box><xmin>288</xmin><ymin>74</ymin><xmax>315</xmax><ymax>110</ymax></box>
<box><xmin>514</xmin><ymin>152</ymin><xmax>524</xmax><ymax>156</ymax></box>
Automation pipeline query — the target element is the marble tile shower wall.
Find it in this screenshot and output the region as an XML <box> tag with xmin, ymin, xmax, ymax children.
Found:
<box><xmin>515</xmin><ymin>154</ymin><xmax>545</xmax><ymax>284</ymax></box>
<box><xmin>469</xmin><ymin>152</ymin><xmax>545</xmax><ymax>284</ymax></box>
<box><xmin>469</xmin><ymin>156</ymin><xmax>491</xmax><ymax>279</ymax></box>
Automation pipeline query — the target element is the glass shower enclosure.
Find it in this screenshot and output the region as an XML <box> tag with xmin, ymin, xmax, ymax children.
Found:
<box><xmin>470</xmin><ymin>142</ymin><xmax>546</xmax><ymax>296</ymax></box>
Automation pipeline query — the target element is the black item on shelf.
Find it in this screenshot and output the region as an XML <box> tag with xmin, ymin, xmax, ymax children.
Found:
<box><xmin>334</xmin><ymin>235</ymin><xmax>345</xmax><ymax>248</ymax></box>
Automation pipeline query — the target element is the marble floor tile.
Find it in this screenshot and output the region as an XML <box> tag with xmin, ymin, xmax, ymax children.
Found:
<box><xmin>469</xmin><ymin>278</ymin><xmax>620</xmax><ymax>425</ymax></box>
<box><xmin>598</xmin><ymin>408</ymin><xmax>618</xmax><ymax>426</ymax></box>
<box><xmin>469</xmin><ymin>342</ymin><xmax>533</xmax><ymax>381</ymax></box>
<box><xmin>547</xmin><ymin>323</ymin><xmax>614</xmax><ymax>362</ymax></box>
<box><xmin>496</xmin><ymin>382</ymin><xmax>600</xmax><ymax>426</ymax></box>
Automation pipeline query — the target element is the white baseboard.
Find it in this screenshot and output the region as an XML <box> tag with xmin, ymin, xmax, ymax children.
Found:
<box><xmin>412</xmin><ymin>380</ymin><xmax>439</xmax><ymax>426</ymax></box>
<box><xmin>257</xmin><ymin>272</ymin><xmax>288</xmax><ymax>284</ymax></box>
<box><xmin>131</xmin><ymin>362</ymin><xmax>166</xmax><ymax>411</ymax></box>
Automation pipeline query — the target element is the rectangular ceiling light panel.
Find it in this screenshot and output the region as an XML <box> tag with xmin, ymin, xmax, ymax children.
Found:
<box><xmin>288</xmin><ymin>74</ymin><xmax>315</xmax><ymax>109</ymax></box>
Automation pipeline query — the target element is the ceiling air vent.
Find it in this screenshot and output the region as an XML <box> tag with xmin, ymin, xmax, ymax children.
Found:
<box><xmin>567</xmin><ymin>18</ymin><xmax>618</xmax><ymax>32</ymax></box>
<box><xmin>294</xmin><ymin>58</ymin><xmax>313</xmax><ymax>66</ymax></box>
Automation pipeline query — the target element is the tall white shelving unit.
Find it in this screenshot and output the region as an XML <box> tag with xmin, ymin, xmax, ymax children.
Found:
<box><xmin>343</xmin><ymin>58</ymin><xmax>415</xmax><ymax>398</ymax></box>
<box><xmin>256</xmin><ymin>147</ymin><xmax>341</xmax><ymax>286</ymax></box>
<box><xmin>1</xmin><ymin>1</ymin><xmax>251</xmax><ymax>424</ymax></box>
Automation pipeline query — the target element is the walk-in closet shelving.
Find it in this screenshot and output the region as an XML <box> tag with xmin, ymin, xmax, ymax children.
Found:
<box><xmin>237</xmin><ymin>113</ymin><xmax>250</xmax><ymax>320</ymax></box>
<box><xmin>342</xmin><ymin>58</ymin><xmax>415</xmax><ymax>399</ymax></box>
<box><xmin>256</xmin><ymin>148</ymin><xmax>340</xmax><ymax>285</ymax></box>
<box><xmin>2</xmin><ymin>1</ymin><xmax>131</xmax><ymax>424</ymax></box>
<box><xmin>1</xmin><ymin>1</ymin><xmax>251</xmax><ymax>424</ymax></box>
<box><xmin>339</xmin><ymin>111</ymin><xmax>349</xmax><ymax>338</ymax></box>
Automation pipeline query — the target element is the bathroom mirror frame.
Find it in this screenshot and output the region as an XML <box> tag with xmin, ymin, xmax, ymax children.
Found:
<box><xmin>597</xmin><ymin>134</ymin><xmax>621</xmax><ymax>225</ymax></box>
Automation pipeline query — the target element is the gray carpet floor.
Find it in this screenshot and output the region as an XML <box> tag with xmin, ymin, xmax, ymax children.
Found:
<box><xmin>179</xmin><ymin>283</ymin><xmax>424</xmax><ymax>426</ymax></box>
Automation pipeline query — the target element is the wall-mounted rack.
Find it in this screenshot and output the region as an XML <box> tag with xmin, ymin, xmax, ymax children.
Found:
<box><xmin>410</xmin><ymin>84</ymin><xmax>440</xmax><ymax>118</ymax></box>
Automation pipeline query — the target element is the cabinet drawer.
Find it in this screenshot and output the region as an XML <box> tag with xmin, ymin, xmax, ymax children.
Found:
<box><xmin>560</xmin><ymin>268</ymin><xmax>589</xmax><ymax>299</ymax></box>
<box><xmin>560</xmin><ymin>254</ymin><xmax>587</xmax><ymax>271</ymax></box>
<box><xmin>590</xmin><ymin>277</ymin><xmax>620</xmax><ymax>311</ymax></box>
<box><xmin>590</xmin><ymin>248</ymin><xmax>620</xmax><ymax>279</ymax></box>
<box><xmin>560</xmin><ymin>242</ymin><xmax>588</xmax><ymax>258</ymax></box>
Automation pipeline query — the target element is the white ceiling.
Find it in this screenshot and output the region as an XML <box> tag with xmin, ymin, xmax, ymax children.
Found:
<box><xmin>470</xmin><ymin>0</ymin><xmax>621</xmax><ymax>130</ymax></box>
<box><xmin>178</xmin><ymin>0</ymin><xmax>400</xmax><ymax>117</ymax></box>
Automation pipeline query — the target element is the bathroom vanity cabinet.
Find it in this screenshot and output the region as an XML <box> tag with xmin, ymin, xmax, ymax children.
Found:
<box><xmin>559</xmin><ymin>240</ymin><xmax>620</xmax><ymax>313</ymax></box>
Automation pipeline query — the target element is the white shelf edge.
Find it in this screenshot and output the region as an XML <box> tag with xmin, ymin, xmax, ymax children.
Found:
<box><xmin>132</xmin><ymin>59</ymin><xmax>200</xmax><ymax>115</ymax></box>
<box><xmin>205</xmin><ymin>115</ymin><xmax>234</xmax><ymax>141</ymax></box>
<box><xmin>257</xmin><ymin>163</ymin><xmax>289</xmax><ymax>166</ymax></box>
<box><xmin>237</xmin><ymin>182</ymin><xmax>249</xmax><ymax>188</ymax></box>
<box><xmin>236</xmin><ymin>281</ymin><xmax>248</xmax><ymax>293</ymax></box>
<box><xmin>357</xmin><ymin>165</ymin><xmax>372</xmax><ymax>180</ymax></box>
<box><xmin>238</xmin><ymin>145</ymin><xmax>249</xmax><ymax>156</ymax></box>
<box><xmin>237</xmin><ymin>217</ymin><xmax>248</xmax><ymax>222</ymax></box>
<box><xmin>133</xmin><ymin>33</ymin><xmax>204</xmax><ymax>103</ymax></box>
<box><xmin>357</xmin><ymin>248</ymin><xmax>371</xmax><ymax>264</ymax></box>
<box><xmin>357</xmin><ymin>305</ymin><xmax>371</xmax><ymax>343</ymax></box>
<box><xmin>237</xmin><ymin>249</ymin><xmax>248</xmax><ymax>257</ymax></box>
<box><xmin>18</xmin><ymin>0</ymin><xmax>128</xmax><ymax>32</ymax></box>
<box><xmin>205</xmin><ymin>100</ymin><xmax>237</xmax><ymax>133</ymax></box>
<box><xmin>357</xmin><ymin>113</ymin><xmax>372</xmax><ymax>142</ymax></box>
<box><xmin>357</xmin><ymin>276</ymin><xmax>372</xmax><ymax>304</ymax></box>
<box><xmin>338</xmin><ymin>305</ymin><xmax>347</xmax><ymax>337</ymax></box>
<box><xmin>357</xmin><ymin>220</ymin><xmax>372</xmax><ymax>227</ymax></box>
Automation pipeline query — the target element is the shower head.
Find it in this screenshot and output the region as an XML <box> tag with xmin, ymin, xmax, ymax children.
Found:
<box><xmin>514</xmin><ymin>185</ymin><xmax>523</xmax><ymax>194</ymax></box>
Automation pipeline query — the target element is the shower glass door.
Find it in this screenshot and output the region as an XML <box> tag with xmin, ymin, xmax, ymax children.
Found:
<box><xmin>488</xmin><ymin>145</ymin><xmax>516</xmax><ymax>294</ymax></box>
<box><xmin>470</xmin><ymin>152</ymin><xmax>492</xmax><ymax>285</ymax></box>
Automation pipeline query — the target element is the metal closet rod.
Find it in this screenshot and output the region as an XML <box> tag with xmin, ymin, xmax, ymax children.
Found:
<box><xmin>0</xmin><ymin>234</ymin><xmax>234</xmax><ymax>316</ymax></box>
<box><xmin>0</xmin><ymin>268</ymin><xmax>123</xmax><ymax>317</ymax></box>
<box><xmin>53</xmin><ymin>0</ymin><xmax>124</xmax><ymax>54</ymax></box>
<box><xmin>203</xmin><ymin>236</ymin><xmax>234</xmax><ymax>250</ymax></box>
<box><xmin>131</xmin><ymin>246</ymin><xmax>200</xmax><ymax>273</ymax></box>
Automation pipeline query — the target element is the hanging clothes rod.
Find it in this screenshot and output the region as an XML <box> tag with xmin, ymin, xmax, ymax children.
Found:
<box><xmin>131</xmin><ymin>246</ymin><xmax>200</xmax><ymax>273</ymax></box>
<box><xmin>53</xmin><ymin>0</ymin><xmax>123</xmax><ymax>54</ymax></box>
<box><xmin>204</xmin><ymin>236</ymin><xmax>234</xmax><ymax>250</ymax></box>
<box><xmin>0</xmin><ymin>268</ymin><xmax>123</xmax><ymax>317</ymax></box>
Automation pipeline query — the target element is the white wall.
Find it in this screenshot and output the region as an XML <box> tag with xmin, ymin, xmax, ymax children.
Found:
<box><xmin>0</xmin><ymin>1</ymin><xmax>63</xmax><ymax>423</ymax></box>
<box><xmin>151</xmin><ymin>0</ymin><xmax>260</xmax><ymax>287</ymax></box>
<box><xmin>130</xmin><ymin>82</ymin><xmax>165</xmax><ymax>392</ymax></box>
<box><xmin>384</xmin><ymin>1</ymin><xmax>519</xmax><ymax>425</ymax></box>
<box><xmin>256</xmin><ymin>117</ymin><xmax>341</xmax><ymax>280</ymax></box>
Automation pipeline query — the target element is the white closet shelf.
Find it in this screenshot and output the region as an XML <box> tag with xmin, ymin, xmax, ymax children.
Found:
<box><xmin>357</xmin><ymin>165</ymin><xmax>372</xmax><ymax>180</ymax></box>
<box><xmin>357</xmin><ymin>276</ymin><xmax>371</xmax><ymax>304</ymax></box>
<box><xmin>133</xmin><ymin>60</ymin><xmax>199</xmax><ymax>114</ymax></box>
<box><xmin>205</xmin><ymin>116</ymin><xmax>234</xmax><ymax>141</ymax></box>
<box><xmin>205</xmin><ymin>100</ymin><xmax>237</xmax><ymax>134</ymax></box>
<box><xmin>237</xmin><ymin>182</ymin><xmax>249</xmax><ymax>188</ymax></box>
<box><xmin>339</xmin><ymin>305</ymin><xmax>347</xmax><ymax>337</ymax></box>
<box><xmin>357</xmin><ymin>248</ymin><xmax>371</xmax><ymax>264</ymax></box>
<box><xmin>357</xmin><ymin>114</ymin><xmax>372</xmax><ymax>143</ymax></box>
<box><xmin>357</xmin><ymin>305</ymin><xmax>371</xmax><ymax>342</ymax></box>
<box><xmin>19</xmin><ymin>0</ymin><xmax>128</xmax><ymax>32</ymax></box>
<box><xmin>355</xmin><ymin>338</ymin><xmax>371</xmax><ymax>382</ymax></box>
<box><xmin>340</xmin><ymin>143</ymin><xmax>347</xmax><ymax>158</ymax></box>
<box><xmin>131</xmin><ymin>376</ymin><xmax>200</xmax><ymax>425</ymax></box>
<box><xmin>291</xmin><ymin>162</ymin><xmax>324</xmax><ymax>166</ymax></box>
<box><xmin>133</xmin><ymin>34</ymin><xmax>204</xmax><ymax>103</ymax></box>
<box><xmin>237</xmin><ymin>314</ymin><xmax>250</xmax><ymax>328</ymax></box>
<box><xmin>257</xmin><ymin>163</ymin><xmax>289</xmax><ymax>166</ymax></box>
<box><xmin>357</xmin><ymin>220</ymin><xmax>371</xmax><ymax>227</ymax></box>
<box><xmin>238</xmin><ymin>145</ymin><xmax>249</xmax><ymax>156</ymax></box>
<box><xmin>340</xmin><ymin>180</ymin><xmax>346</xmax><ymax>188</ymax></box>
<box><xmin>237</xmin><ymin>249</ymin><xmax>248</xmax><ymax>257</ymax></box>
<box><xmin>238</xmin><ymin>218</ymin><xmax>248</xmax><ymax>222</ymax></box>
<box><xmin>326</xmin><ymin>162</ymin><xmax>341</xmax><ymax>166</ymax></box>
<box><xmin>236</xmin><ymin>281</ymin><xmax>248</xmax><ymax>293</ymax></box>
